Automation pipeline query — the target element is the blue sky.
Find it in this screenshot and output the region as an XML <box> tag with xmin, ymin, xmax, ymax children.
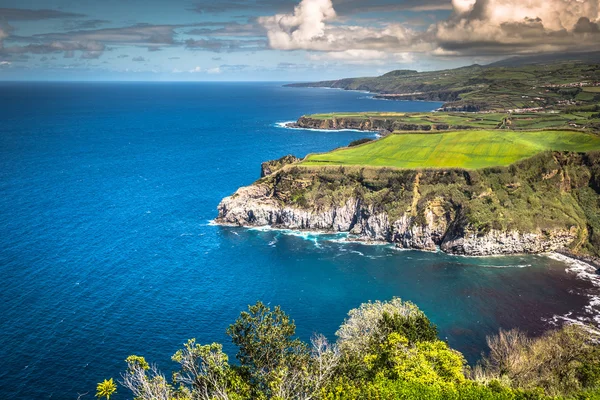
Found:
<box><xmin>0</xmin><ymin>0</ymin><xmax>598</xmax><ymax>81</ymax></box>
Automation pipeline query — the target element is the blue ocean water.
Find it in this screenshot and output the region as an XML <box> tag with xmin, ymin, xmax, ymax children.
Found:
<box><xmin>0</xmin><ymin>82</ymin><xmax>597</xmax><ymax>399</ymax></box>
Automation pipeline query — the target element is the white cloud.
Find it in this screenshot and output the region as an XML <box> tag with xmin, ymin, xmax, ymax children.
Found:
<box><xmin>189</xmin><ymin>66</ymin><xmax>203</xmax><ymax>73</ymax></box>
<box><xmin>260</xmin><ymin>0</ymin><xmax>600</xmax><ymax>59</ymax></box>
<box><xmin>206</xmin><ymin>67</ymin><xmax>222</xmax><ymax>74</ymax></box>
<box><xmin>258</xmin><ymin>0</ymin><xmax>337</xmax><ymax>50</ymax></box>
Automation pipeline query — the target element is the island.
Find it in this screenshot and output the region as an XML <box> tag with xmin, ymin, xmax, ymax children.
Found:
<box><xmin>216</xmin><ymin>60</ymin><xmax>600</xmax><ymax>262</ymax></box>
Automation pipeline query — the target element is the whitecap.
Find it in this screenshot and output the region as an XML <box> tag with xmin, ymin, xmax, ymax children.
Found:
<box><xmin>544</xmin><ymin>253</ymin><xmax>600</xmax><ymax>331</ymax></box>
<box><xmin>274</xmin><ymin>121</ymin><xmax>376</xmax><ymax>134</ymax></box>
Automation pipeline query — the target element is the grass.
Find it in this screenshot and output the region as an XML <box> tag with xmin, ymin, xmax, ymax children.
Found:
<box><xmin>303</xmin><ymin>130</ymin><xmax>600</xmax><ymax>170</ymax></box>
<box><xmin>583</xmin><ymin>87</ymin><xmax>600</xmax><ymax>93</ymax></box>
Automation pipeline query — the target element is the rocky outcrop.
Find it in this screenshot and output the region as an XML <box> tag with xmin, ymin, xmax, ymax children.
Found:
<box><xmin>261</xmin><ymin>155</ymin><xmax>300</xmax><ymax>177</ymax></box>
<box><xmin>217</xmin><ymin>187</ymin><xmax>577</xmax><ymax>255</ymax></box>
<box><xmin>288</xmin><ymin>116</ymin><xmax>478</xmax><ymax>133</ymax></box>
<box><xmin>216</xmin><ymin>152</ymin><xmax>600</xmax><ymax>257</ymax></box>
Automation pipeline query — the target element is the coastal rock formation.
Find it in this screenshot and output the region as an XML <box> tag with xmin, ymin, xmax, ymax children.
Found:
<box><xmin>288</xmin><ymin>116</ymin><xmax>473</xmax><ymax>133</ymax></box>
<box><xmin>217</xmin><ymin>152</ymin><xmax>600</xmax><ymax>257</ymax></box>
<box><xmin>261</xmin><ymin>155</ymin><xmax>300</xmax><ymax>177</ymax></box>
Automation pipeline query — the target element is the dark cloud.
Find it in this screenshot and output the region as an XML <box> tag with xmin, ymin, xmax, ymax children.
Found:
<box><xmin>81</xmin><ymin>51</ymin><xmax>103</xmax><ymax>59</ymax></box>
<box><xmin>132</xmin><ymin>56</ymin><xmax>145</xmax><ymax>61</ymax></box>
<box><xmin>0</xmin><ymin>7</ymin><xmax>85</xmax><ymax>21</ymax></box>
<box><xmin>63</xmin><ymin>19</ymin><xmax>110</xmax><ymax>30</ymax></box>
<box><xmin>1</xmin><ymin>41</ymin><xmax>106</xmax><ymax>58</ymax></box>
<box><xmin>332</xmin><ymin>0</ymin><xmax>452</xmax><ymax>14</ymax></box>
<box><xmin>574</xmin><ymin>17</ymin><xmax>600</xmax><ymax>34</ymax></box>
<box><xmin>32</xmin><ymin>24</ymin><xmax>179</xmax><ymax>47</ymax></box>
<box><xmin>168</xmin><ymin>56</ymin><xmax>180</xmax><ymax>59</ymax></box>
<box><xmin>117</xmin><ymin>54</ymin><xmax>129</xmax><ymax>58</ymax></box>
<box><xmin>185</xmin><ymin>38</ymin><xmax>267</xmax><ymax>52</ymax></box>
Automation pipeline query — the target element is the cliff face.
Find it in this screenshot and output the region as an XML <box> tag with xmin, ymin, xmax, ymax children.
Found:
<box><xmin>216</xmin><ymin>152</ymin><xmax>600</xmax><ymax>257</ymax></box>
<box><xmin>289</xmin><ymin>116</ymin><xmax>474</xmax><ymax>133</ymax></box>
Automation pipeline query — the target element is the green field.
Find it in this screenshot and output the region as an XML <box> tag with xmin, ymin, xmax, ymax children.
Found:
<box><xmin>583</xmin><ymin>87</ymin><xmax>600</xmax><ymax>93</ymax></box>
<box><xmin>303</xmin><ymin>130</ymin><xmax>600</xmax><ymax>169</ymax></box>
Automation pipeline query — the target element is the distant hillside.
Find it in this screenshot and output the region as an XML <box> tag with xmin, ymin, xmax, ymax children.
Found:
<box><xmin>287</xmin><ymin>62</ymin><xmax>600</xmax><ymax>112</ymax></box>
<box><xmin>489</xmin><ymin>51</ymin><xmax>600</xmax><ymax>67</ymax></box>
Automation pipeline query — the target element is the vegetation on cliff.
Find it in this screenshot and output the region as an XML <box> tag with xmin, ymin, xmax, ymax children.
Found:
<box><xmin>293</xmin><ymin>110</ymin><xmax>600</xmax><ymax>134</ymax></box>
<box><xmin>222</xmin><ymin>151</ymin><xmax>600</xmax><ymax>257</ymax></box>
<box><xmin>98</xmin><ymin>299</ymin><xmax>600</xmax><ymax>399</ymax></box>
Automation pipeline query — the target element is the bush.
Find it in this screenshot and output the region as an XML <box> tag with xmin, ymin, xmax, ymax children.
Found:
<box><xmin>348</xmin><ymin>138</ymin><xmax>374</xmax><ymax>147</ymax></box>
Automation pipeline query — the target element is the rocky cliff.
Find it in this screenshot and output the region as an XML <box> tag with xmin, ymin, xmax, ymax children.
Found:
<box><xmin>288</xmin><ymin>116</ymin><xmax>473</xmax><ymax>133</ymax></box>
<box><xmin>216</xmin><ymin>152</ymin><xmax>600</xmax><ymax>257</ymax></box>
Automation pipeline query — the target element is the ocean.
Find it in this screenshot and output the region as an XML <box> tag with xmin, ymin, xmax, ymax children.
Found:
<box><xmin>0</xmin><ymin>82</ymin><xmax>598</xmax><ymax>399</ymax></box>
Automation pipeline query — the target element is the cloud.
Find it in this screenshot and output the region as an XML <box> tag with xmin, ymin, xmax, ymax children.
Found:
<box><xmin>132</xmin><ymin>56</ymin><xmax>146</xmax><ymax>62</ymax></box>
<box><xmin>186</xmin><ymin>22</ymin><xmax>265</xmax><ymax>38</ymax></box>
<box><xmin>260</xmin><ymin>0</ymin><xmax>600</xmax><ymax>58</ymax></box>
<box><xmin>188</xmin><ymin>65</ymin><xmax>222</xmax><ymax>74</ymax></box>
<box><xmin>259</xmin><ymin>0</ymin><xmax>425</xmax><ymax>52</ymax></box>
<box><xmin>33</xmin><ymin>24</ymin><xmax>178</xmax><ymax>47</ymax></box>
<box><xmin>190</xmin><ymin>1</ymin><xmax>291</xmax><ymax>14</ymax></box>
<box><xmin>258</xmin><ymin>0</ymin><xmax>337</xmax><ymax>50</ymax></box>
<box><xmin>332</xmin><ymin>0</ymin><xmax>453</xmax><ymax>14</ymax></box>
<box><xmin>185</xmin><ymin>38</ymin><xmax>267</xmax><ymax>52</ymax></box>
<box><xmin>0</xmin><ymin>8</ymin><xmax>85</xmax><ymax>21</ymax></box>
<box><xmin>434</xmin><ymin>0</ymin><xmax>600</xmax><ymax>55</ymax></box>
<box><xmin>1</xmin><ymin>40</ymin><xmax>106</xmax><ymax>59</ymax></box>
<box><xmin>63</xmin><ymin>19</ymin><xmax>110</xmax><ymax>30</ymax></box>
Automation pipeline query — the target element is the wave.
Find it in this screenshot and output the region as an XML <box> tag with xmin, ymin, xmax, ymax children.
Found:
<box><xmin>274</xmin><ymin>121</ymin><xmax>378</xmax><ymax>134</ymax></box>
<box><xmin>545</xmin><ymin>253</ymin><xmax>600</xmax><ymax>330</ymax></box>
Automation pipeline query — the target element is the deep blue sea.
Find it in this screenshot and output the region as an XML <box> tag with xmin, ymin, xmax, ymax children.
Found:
<box><xmin>1</xmin><ymin>82</ymin><xmax>599</xmax><ymax>399</ymax></box>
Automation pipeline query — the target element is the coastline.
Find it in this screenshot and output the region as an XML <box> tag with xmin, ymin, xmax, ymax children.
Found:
<box><xmin>212</xmin><ymin>219</ymin><xmax>600</xmax><ymax>269</ymax></box>
<box><xmin>213</xmin><ymin>219</ymin><xmax>600</xmax><ymax>328</ymax></box>
<box><xmin>275</xmin><ymin>121</ymin><xmax>381</xmax><ymax>135</ymax></box>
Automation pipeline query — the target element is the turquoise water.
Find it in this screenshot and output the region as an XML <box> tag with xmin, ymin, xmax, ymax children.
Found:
<box><xmin>0</xmin><ymin>82</ymin><xmax>597</xmax><ymax>399</ymax></box>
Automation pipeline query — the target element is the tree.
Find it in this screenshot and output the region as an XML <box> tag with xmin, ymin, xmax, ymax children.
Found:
<box><xmin>337</xmin><ymin>298</ymin><xmax>438</xmax><ymax>358</ymax></box>
<box><xmin>226</xmin><ymin>301</ymin><xmax>311</xmax><ymax>398</ymax></box>
<box><xmin>95</xmin><ymin>378</ymin><xmax>116</xmax><ymax>400</ymax></box>
<box><xmin>475</xmin><ymin>325</ymin><xmax>600</xmax><ymax>396</ymax></box>
<box><xmin>172</xmin><ymin>339</ymin><xmax>233</xmax><ymax>400</ymax></box>
<box><xmin>121</xmin><ymin>355</ymin><xmax>174</xmax><ymax>400</ymax></box>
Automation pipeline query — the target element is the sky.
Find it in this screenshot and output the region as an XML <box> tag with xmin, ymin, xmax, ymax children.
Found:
<box><xmin>0</xmin><ymin>0</ymin><xmax>599</xmax><ymax>81</ymax></box>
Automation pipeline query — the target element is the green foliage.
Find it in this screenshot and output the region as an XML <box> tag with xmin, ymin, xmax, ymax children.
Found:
<box><xmin>226</xmin><ymin>301</ymin><xmax>310</xmax><ymax>398</ymax></box>
<box><xmin>96</xmin><ymin>378</ymin><xmax>117</xmax><ymax>400</ymax></box>
<box><xmin>125</xmin><ymin>355</ymin><xmax>149</xmax><ymax>371</ymax></box>
<box><xmin>348</xmin><ymin>138</ymin><xmax>374</xmax><ymax>147</ymax></box>
<box><xmin>475</xmin><ymin>325</ymin><xmax>600</xmax><ymax>396</ymax></box>
<box><xmin>112</xmin><ymin>299</ymin><xmax>600</xmax><ymax>400</ymax></box>
<box><xmin>378</xmin><ymin>311</ymin><xmax>438</xmax><ymax>344</ymax></box>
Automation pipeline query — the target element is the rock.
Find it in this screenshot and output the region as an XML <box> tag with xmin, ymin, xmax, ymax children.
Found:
<box><xmin>216</xmin><ymin>151</ymin><xmax>600</xmax><ymax>257</ymax></box>
<box><xmin>260</xmin><ymin>155</ymin><xmax>300</xmax><ymax>178</ymax></box>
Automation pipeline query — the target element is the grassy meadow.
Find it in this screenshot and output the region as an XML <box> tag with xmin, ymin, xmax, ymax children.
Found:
<box><xmin>303</xmin><ymin>130</ymin><xmax>600</xmax><ymax>169</ymax></box>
